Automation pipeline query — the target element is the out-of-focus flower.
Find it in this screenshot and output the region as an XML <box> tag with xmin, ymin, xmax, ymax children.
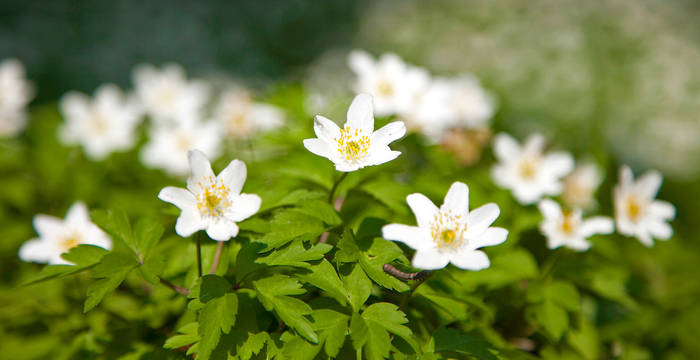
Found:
<box><xmin>348</xmin><ymin>50</ymin><xmax>429</xmax><ymax>117</ymax></box>
<box><xmin>398</xmin><ymin>77</ymin><xmax>452</xmax><ymax>142</ymax></box>
<box><xmin>442</xmin><ymin>75</ymin><xmax>496</xmax><ymax>129</ymax></box>
<box><xmin>491</xmin><ymin>133</ymin><xmax>574</xmax><ymax>205</ymax></box>
<box><xmin>158</xmin><ymin>150</ymin><xmax>261</xmax><ymax>241</ymax></box>
<box><xmin>141</xmin><ymin>118</ymin><xmax>222</xmax><ymax>177</ymax></box>
<box><xmin>303</xmin><ymin>93</ymin><xmax>406</xmax><ymax>172</ymax></box>
<box><xmin>383</xmin><ymin>181</ymin><xmax>507</xmax><ymax>270</ymax></box>
<box><xmin>562</xmin><ymin>162</ymin><xmax>603</xmax><ymax>210</ymax></box>
<box><xmin>132</xmin><ymin>63</ymin><xmax>209</xmax><ymax>123</ymax></box>
<box><xmin>614</xmin><ymin>165</ymin><xmax>675</xmax><ymax>246</ymax></box>
<box><xmin>58</xmin><ymin>84</ymin><xmax>142</xmax><ymax>160</ymax></box>
<box><xmin>213</xmin><ymin>89</ymin><xmax>284</xmax><ymax>139</ymax></box>
<box><xmin>0</xmin><ymin>59</ymin><xmax>33</xmax><ymax>137</ymax></box>
<box><xmin>18</xmin><ymin>202</ymin><xmax>111</xmax><ymax>265</ymax></box>
<box><xmin>440</xmin><ymin>127</ymin><xmax>492</xmax><ymax>166</ymax></box>
<box><xmin>538</xmin><ymin>199</ymin><xmax>613</xmax><ymax>251</ymax></box>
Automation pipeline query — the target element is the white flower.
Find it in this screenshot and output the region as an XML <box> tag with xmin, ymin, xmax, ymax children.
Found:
<box><xmin>538</xmin><ymin>199</ymin><xmax>613</xmax><ymax>251</ymax></box>
<box><xmin>382</xmin><ymin>182</ymin><xmax>508</xmax><ymax>270</ymax></box>
<box><xmin>158</xmin><ymin>150</ymin><xmax>261</xmax><ymax>241</ymax></box>
<box><xmin>614</xmin><ymin>166</ymin><xmax>675</xmax><ymax>246</ymax></box>
<box><xmin>214</xmin><ymin>89</ymin><xmax>284</xmax><ymax>139</ymax></box>
<box><xmin>59</xmin><ymin>84</ymin><xmax>143</xmax><ymax>160</ymax></box>
<box><xmin>491</xmin><ymin>133</ymin><xmax>574</xmax><ymax>205</ymax></box>
<box><xmin>443</xmin><ymin>75</ymin><xmax>496</xmax><ymax>129</ymax></box>
<box><xmin>18</xmin><ymin>202</ymin><xmax>111</xmax><ymax>265</ymax></box>
<box><xmin>303</xmin><ymin>93</ymin><xmax>406</xmax><ymax>172</ymax></box>
<box><xmin>562</xmin><ymin>162</ymin><xmax>603</xmax><ymax>210</ymax></box>
<box><xmin>348</xmin><ymin>50</ymin><xmax>429</xmax><ymax>117</ymax></box>
<box><xmin>0</xmin><ymin>59</ymin><xmax>33</xmax><ymax>137</ymax></box>
<box><xmin>398</xmin><ymin>77</ymin><xmax>453</xmax><ymax>142</ymax></box>
<box><xmin>132</xmin><ymin>63</ymin><xmax>209</xmax><ymax>123</ymax></box>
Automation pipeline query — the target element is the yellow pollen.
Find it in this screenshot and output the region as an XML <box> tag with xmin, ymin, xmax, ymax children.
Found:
<box><xmin>440</xmin><ymin>229</ymin><xmax>456</xmax><ymax>244</ymax></box>
<box><xmin>59</xmin><ymin>233</ymin><xmax>82</xmax><ymax>252</ymax></box>
<box><xmin>519</xmin><ymin>158</ymin><xmax>538</xmax><ymax>180</ymax></box>
<box><xmin>377</xmin><ymin>79</ymin><xmax>394</xmax><ymax>96</ymax></box>
<box><xmin>430</xmin><ymin>210</ymin><xmax>466</xmax><ymax>250</ymax></box>
<box><xmin>627</xmin><ymin>196</ymin><xmax>643</xmax><ymax>221</ymax></box>
<box><xmin>335</xmin><ymin>126</ymin><xmax>370</xmax><ymax>161</ymax></box>
<box><xmin>196</xmin><ymin>176</ymin><xmax>232</xmax><ymax>217</ymax></box>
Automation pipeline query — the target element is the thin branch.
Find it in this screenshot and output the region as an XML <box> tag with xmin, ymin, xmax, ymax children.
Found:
<box><xmin>383</xmin><ymin>264</ymin><xmax>432</xmax><ymax>281</ymax></box>
<box><xmin>209</xmin><ymin>241</ymin><xmax>225</xmax><ymax>274</ymax></box>
<box><xmin>160</xmin><ymin>278</ymin><xmax>190</xmax><ymax>296</ymax></box>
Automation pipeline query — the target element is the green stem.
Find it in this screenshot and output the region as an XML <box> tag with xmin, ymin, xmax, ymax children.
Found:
<box><xmin>540</xmin><ymin>249</ymin><xmax>565</xmax><ymax>280</ymax></box>
<box><xmin>195</xmin><ymin>232</ymin><xmax>202</xmax><ymax>278</ymax></box>
<box><xmin>160</xmin><ymin>278</ymin><xmax>190</xmax><ymax>296</ymax></box>
<box><xmin>328</xmin><ymin>172</ymin><xmax>349</xmax><ymax>204</ymax></box>
<box><xmin>209</xmin><ymin>240</ymin><xmax>225</xmax><ymax>274</ymax></box>
<box><xmin>399</xmin><ymin>276</ymin><xmax>431</xmax><ymax>312</ymax></box>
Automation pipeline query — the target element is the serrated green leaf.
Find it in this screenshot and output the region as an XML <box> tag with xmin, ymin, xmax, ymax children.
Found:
<box><xmin>200</xmin><ymin>274</ymin><xmax>232</xmax><ymax>303</ymax></box>
<box><xmin>23</xmin><ymin>245</ymin><xmax>108</xmax><ymax>286</ymax></box>
<box><xmin>281</xmin><ymin>333</ymin><xmax>322</xmax><ymax>360</ymax></box>
<box><xmin>237</xmin><ymin>332</ymin><xmax>270</xmax><ymax>360</ymax></box>
<box><xmin>257</xmin><ymin>240</ymin><xmax>332</xmax><ymax>268</ymax></box>
<box><xmin>84</xmin><ymin>252</ymin><xmax>139</xmax><ymax>312</ymax></box>
<box><xmin>91</xmin><ymin>208</ymin><xmax>137</xmax><ymax>254</ymax></box>
<box><xmin>534</xmin><ymin>300</ymin><xmax>568</xmax><ymax>340</ymax></box>
<box><xmin>258</xmin><ymin>210</ymin><xmax>326</xmax><ymax>250</ymax></box>
<box><xmin>234</xmin><ymin>241</ymin><xmax>267</xmax><ymax>284</ymax></box>
<box><xmin>164</xmin><ymin>322</ymin><xmax>199</xmax><ymax>350</ymax></box>
<box><xmin>293</xmin><ymin>200</ymin><xmax>342</xmax><ymax>227</ymax></box>
<box><xmin>547</xmin><ymin>281</ymin><xmax>580</xmax><ymax>311</ymax></box>
<box><xmin>298</xmin><ymin>259</ymin><xmax>348</xmax><ymax>306</ymax></box>
<box><xmin>431</xmin><ymin>327</ymin><xmax>498</xmax><ymax>360</ymax></box>
<box><xmin>253</xmin><ymin>275</ymin><xmax>317</xmax><ymax>343</ymax></box>
<box><xmin>198</xmin><ymin>292</ymin><xmax>239</xmax><ymax>360</ymax></box>
<box><xmin>311</xmin><ymin>309</ymin><xmax>349</xmax><ymax>358</ymax></box>
<box><xmin>132</xmin><ymin>217</ymin><xmax>164</xmax><ymax>260</ymax></box>
<box><xmin>341</xmin><ymin>263</ymin><xmax>372</xmax><ymax>312</ymax></box>
<box><xmin>351</xmin><ymin>303</ymin><xmax>417</xmax><ymax>360</ymax></box>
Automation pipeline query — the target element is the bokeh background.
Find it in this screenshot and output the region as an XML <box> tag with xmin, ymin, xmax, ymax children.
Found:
<box><xmin>2</xmin><ymin>0</ymin><xmax>700</xmax><ymax>358</ymax></box>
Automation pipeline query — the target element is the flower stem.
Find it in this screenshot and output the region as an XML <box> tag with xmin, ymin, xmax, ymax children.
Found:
<box><xmin>160</xmin><ymin>278</ymin><xmax>190</xmax><ymax>296</ymax></box>
<box><xmin>383</xmin><ymin>264</ymin><xmax>432</xmax><ymax>312</ymax></box>
<box><xmin>209</xmin><ymin>241</ymin><xmax>225</xmax><ymax>274</ymax></box>
<box><xmin>328</xmin><ymin>172</ymin><xmax>349</xmax><ymax>204</ymax></box>
<box><xmin>540</xmin><ymin>249</ymin><xmax>565</xmax><ymax>280</ymax></box>
<box><xmin>195</xmin><ymin>232</ymin><xmax>202</xmax><ymax>278</ymax></box>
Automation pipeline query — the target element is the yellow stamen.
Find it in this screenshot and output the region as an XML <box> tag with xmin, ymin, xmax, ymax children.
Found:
<box><xmin>627</xmin><ymin>196</ymin><xmax>642</xmax><ymax>222</ymax></box>
<box><xmin>430</xmin><ymin>210</ymin><xmax>466</xmax><ymax>250</ymax></box>
<box><xmin>196</xmin><ymin>176</ymin><xmax>232</xmax><ymax>217</ymax></box>
<box><xmin>59</xmin><ymin>234</ymin><xmax>82</xmax><ymax>252</ymax></box>
<box><xmin>519</xmin><ymin>158</ymin><xmax>538</xmax><ymax>180</ymax></box>
<box><xmin>376</xmin><ymin>79</ymin><xmax>394</xmax><ymax>96</ymax></box>
<box><xmin>335</xmin><ymin>126</ymin><xmax>370</xmax><ymax>161</ymax></box>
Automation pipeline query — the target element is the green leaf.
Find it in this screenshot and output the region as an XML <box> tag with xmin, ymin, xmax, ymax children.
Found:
<box><xmin>534</xmin><ymin>300</ymin><xmax>568</xmax><ymax>340</ymax></box>
<box><xmin>164</xmin><ymin>322</ymin><xmax>199</xmax><ymax>350</ymax></box>
<box><xmin>351</xmin><ymin>303</ymin><xmax>417</xmax><ymax>360</ymax></box>
<box><xmin>257</xmin><ymin>240</ymin><xmax>332</xmax><ymax>268</ymax></box>
<box><xmin>84</xmin><ymin>252</ymin><xmax>139</xmax><ymax>312</ymax></box>
<box><xmin>589</xmin><ymin>267</ymin><xmax>637</xmax><ymax>309</ymax></box>
<box><xmin>430</xmin><ymin>327</ymin><xmax>498</xmax><ymax>360</ymax></box>
<box><xmin>280</xmin><ymin>332</ymin><xmax>322</xmax><ymax>360</ymax></box>
<box><xmin>298</xmin><ymin>259</ymin><xmax>348</xmax><ymax>306</ymax></box>
<box><xmin>253</xmin><ymin>274</ymin><xmax>317</xmax><ymax>343</ymax></box>
<box><xmin>23</xmin><ymin>245</ymin><xmax>108</xmax><ymax>285</ymax></box>
<box><xmin>132</xmin><ymin>217</ymin><xmax>164</xmax><ymax>260</ymax></box>
<box><xmin>234</xmin><ymin>241</ymin><xmax>267</xmax><ymax>284</ymax></box>
<box><xmin>199</xmin><ymin>274</ymin><xmax>232</xmax><ymax>303</ymax></box>
<box><xmin>237</xmin><ymin>332</ymin><xmax>270</xmax><ymax>360</ymax></box>
<box><xmin>293</xmin><ymin>200</ymin><xmax>342</xmax><ymax>227</ymax></box>
<box><xmin>198</xmin><ymin>293</ymin><xmax>238</xmax><ymax>360</ymax></box>
<box><xmin>567</xmin><ymin>318</ymin><xmax>599</xmax><ymax>360</ymax></box>
<box><xmin>456</xmin><ymin>248</ymin><xmax>538</xmax><ymax>290</ymax></box>
<box><xmin>91</xmin><ymin>208</ymin><xmax>137</xmax><ymax>254</ymax></box>
<box><xmin>341</xmin><ymin>263</ymin><xmax>372</xmax><ymax>312</ymax></box>
<box><xmin>311</xmin><ymin>309</ymin><xmax>349</xmax><ymax>358</ymax></box>
<box><xmin>257</xmin><ymin>210</ymin><xmax>326</xmax><ymax>250</ymax></box>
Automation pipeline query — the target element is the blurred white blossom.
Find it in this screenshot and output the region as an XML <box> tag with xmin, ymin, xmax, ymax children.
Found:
<box><xmin>442</xmin><ymin>75</ymin><xmax>496</xmax><ymax>129</ymax></box>
<box><xmin>491</xmin><ymin>133</ymin><xmax>574</xmax><ymax>205</ymax></box>
<box><xmin>538</xmin><ymin>199</ymin><xmax>613</xmax><ymax>251</ymax></box>
<box><xmin>214</xmin><ymin>89</ymin><xmax>284</xmax><ymax>139</ymax></box>
<box><xmin>562</xmin><ymin>162</ymin><xmax>603</xmax><ymax>210</ymax></box>
<box><xmin>59</xmin><ymin>84</ymin><xmax>143</xmax><ymax>160</ymax></box>
<box><xmin>19</xmin><ymin>202</ymin><xmax>111</xmax><ymax>265</ymax></box>
<box><xmin>0</xmin><ymin>59</ymin><xmax>33</xmax><ymax>137</ymax></box>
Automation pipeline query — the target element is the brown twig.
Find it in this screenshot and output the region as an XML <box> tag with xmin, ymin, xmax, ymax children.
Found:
<box><xmin>209</xmin><ymin>241</ymin><xmax>225</xmax><ymax>274</ymax></box>
<box><xmin>160</xmin><ymin>278</ymin><xmax>190</xmax><ymax>296</ymax></box>
<box><xmin>383</xmin><ymin>264</ymin><xmax>432</xmax><ymax>281</ymax></box>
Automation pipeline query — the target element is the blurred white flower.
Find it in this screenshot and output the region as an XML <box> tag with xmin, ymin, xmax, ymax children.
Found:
<box><xmin>348</xmin><ymin>50</ymin><xmax>429</xmax><ymax>116</ymax></box>
<box><xmin>132</xmin><ymin>63</ymin><xmax>209</xmax><ymax>123</ymax></box>
<box><xmin>614</xmin><ymin>165</ymin><xmax>675</xmax><ymax>246</ymax></box>
<box><xmin>59</xmin><ymin>84</ymin><xmax>143</xmax><ymax>160</ymax></box>
<box><xmin>398</xmin><ymin>77</ymin><xmax>453</xmax><ymax>142</ymax></box>
<box><xmin>562</xmin><ymin>162</ymin><xmax>603</xmax><ymax>210</ymax></box>
<box><xmin>491</xmin><ymin>133</ymin><xmax>574</xmax><ymax>205</ymax></box>
<box><xmin>141</xmin><ymin>118</ymin><xmax>222</xmax><ymax>177</ymax></box>
<box><xmin>214</xmin><ymin>89</ymin><xmax>284</xmax><ymax>139</ymax></box>
<box><xmin>0</xmin><ymin>59</ymin><xmax>33</xmax><ymax>137</ymax></box>
<box><xmin>443</xmin><ymin>75</ymin><xmax>496</xmax><ymax>129</ymax></box>
<box><xmin>382</xmin><ymin>182</ymin><xmax>507</xmax><ymax>270</ymax></box>
<box><xmin>18</xmin><ymin>202</ymin><xmax>111</xmax><ymax>265</ymax></box>
<box><xmin>538</xmin><ymin>199</ymin><xmax>613</xmax><ymax>251</ymax></box>
<box><xmin>303</xmin><ymin>93</ymin><xmax>406</xmax><ymax>172</ymax></box>
<box><xmin>158</xmin><ymin>150</ymin><xmax>261</xmax><ymax>241</ymax></box>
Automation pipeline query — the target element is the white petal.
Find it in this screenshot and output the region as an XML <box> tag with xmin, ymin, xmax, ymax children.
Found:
<box><xmin>348</xmin><ymin>50</ymin><xmax>374</xmax><ymax>74</ymax></box>
<box><xmin>365</xmin><ymin>148</ymin><xmax>401</xmax><ymax>166</ymax></box>
<box><xmin>158</xmin><ymin>186</ymin><xmax>196</xmax><ymax>210</ymax></box>
<box><xmin>218</xmin><ymin>159</ymin><xmax>247</xmax><ymax>195</ymax></box>
<box><xmin>314</xmin><ymin>115</ymin><xmax>341</xmax><ymax>143</ymax></box>
<box><xmin>406</xmin><ymin>193</ymin><xmax>439</xmax><ymax>228</ymax></box>
<box><xmin>469</xmin><ymin>227</ymin><xmax>508</xmax><ymax>249</ymax></box>
<box><xmin>382</xmin><ymin>224</ymin><xmax>432</xmax><ymax>251</ymax></box>
<box><xmin>346</xmin><ymin>93</ymin><xmax>374</xmax><ymax>134</ymax></box>
<box><xmin>412</xmin><ymin>248</ymin><xmax>450</xmax><ymax>270</ymax></box>
<box><xmin>303</xmin><ymin>138</ymin><xmax>331</xmax><ymax>159</ymax></box>
<box><xmin>18</xmin><ymin>238</ymin><xmax>53</xmax><ymax>263</ymax></box>
<box><xmin>649</xmin><ymin>201</ymin><xmax>675</xmax><ymax>220</ymax></box>
<box><xmin>65</xmin><ymin>202</ymin><xmax>90</xmax><ymax>226</ymax></box>
<box><xmin>371</xmin><ymin>121</ymin><xmax>406</xmax><ymax>146</ymax></box>
<box><xmin>636</xmin><ymin>231</ymin><xmax>654</xmax><ymax>247</ymax></box>
<box><xmin>227</xmin><ymin>193</ymin><xmax>262</xmax><ymax>222</ymax></box>
<box><xmin>335</xmin><ymin>161</ymin><xmax>360</xmax><ymax>172</ymax></box>
<box><xmin>493</xmin><ymin>133</ymin><xmax>520</xmax><ymax>160</ymax></box>
<box><xmin>523</xmin><ymin>133</ymin><xmax>545</xmax><ymax>153</ymax></box>
<box><xmin>648</xmin><ymin>221</ymin><xmax>672</xmax><ymax>240</ymax></box>
<box><xmin>187</xmin><ymin>149</ymin><xmax>214</xmax><ymax>190</ymax></box>
<box><xmin>466</xmin><ymin>203</ymin><xmax>500</xmax><ymax>237</ymax></box>
<box><xmin>449</xmin><ymin>249</ymin><xmax>490</xmax><ymax>270</ymax></box>
<box><xmin>538</xmin><ymin>199</ymin><xmax>562</xmax><ymax>220</ymax></box>
<box><xmin>636</xmin><ymin>170</ymin><xmax>662</xmax><ymax>198</ymax></box>
<box><xmin>579</xmin><ymin>217</ymin><xmax>614</xmax><ymax>237</ymax></box>
<box><xmin>619</xmin><ymin>165</ymin><xmax>634</xmax><ymax>188</ymax></box>
<box><xmin>33</xmin><ymin>215</ymin><xmax>63</xmax><ymax>238</ymax></box>
<box><xmin>442</xmin><ymin>182</ymin><xmax>469</xmax><ymax>218</ymax></box>
<box><xmin>175</xmin><ymin>210</ymin><xmax>204</xmax><ymax>238</ymax></box>
<box><xmin>566</xmin><ymin>238</ymin><xmax>591</xmax><ymax>251</ymax></box>
<box><xmin>544</xmin><ymin>152</ymin><xmax>574</xmax><ymax>177</ymax></box>
<box><xmin>206</xmin><ymin>218</ymin><xmax>239</xmax><ymax>241</ymax></box>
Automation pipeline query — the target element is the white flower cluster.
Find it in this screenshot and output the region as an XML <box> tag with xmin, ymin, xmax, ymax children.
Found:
<box><xmin>0</xmin><ymin>59</ymin><xmax>34</xmax><ymax>137</ymax></box>
<box><xmin>491</xmin><ymin>132</ymin><xmax>675</xmax><ymax>251</ymax></box>
<box><xmin>348</xmin><ymin>50</ymin><xmax>495</xmax><ymax>142</ymax></box>
<box><xmin>53</xmin><ymin>63</ymin><xmax>285</xmax><ymax>174</ymax></box>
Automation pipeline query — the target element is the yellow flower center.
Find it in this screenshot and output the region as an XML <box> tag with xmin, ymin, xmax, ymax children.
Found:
<box><xmin>90</xmin><ymin>112</ymin><xmax>108</xmax><ymax>134</ymax></box>
<box><xmin>335</xmin><ymin>126</ymin><xmax>370</xmax><ymax>161</ymax></box>
<box><xmin>519</xmin><ymin>157</ymin><xmax>538</xmax><ymax>180</ymax></box>
<box><xmin>626</xmin><ymin>196</ymin><xmax>643</xmax><ymax>222</ymax></box>
<box><xmin>196</xmin><ymin>176</ymin><xmax>232</xmax><ymax>218</ymax></box>
<box><xmin>59</xmin><ymin>233</ymin><xmax>82</xmax><ymax>252</ymax></box>
<box><xmin>561</xmin><ymin>211</ymin><xmax>577</xmax><ymax>235</ymax></box>
<box><xmin>431</xmin><ymin>210</ymin><xmax>466</xmax><ymax>250</ymax></box>
<box><xmin>376</xmin><ymin>79</ymin><xmax>394</xmax><ymax>96</ymax></box>
<box><xmin>176</xmin><ymin>134</ymin><xmax>192</xmax><ymax>152</ymax></box>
